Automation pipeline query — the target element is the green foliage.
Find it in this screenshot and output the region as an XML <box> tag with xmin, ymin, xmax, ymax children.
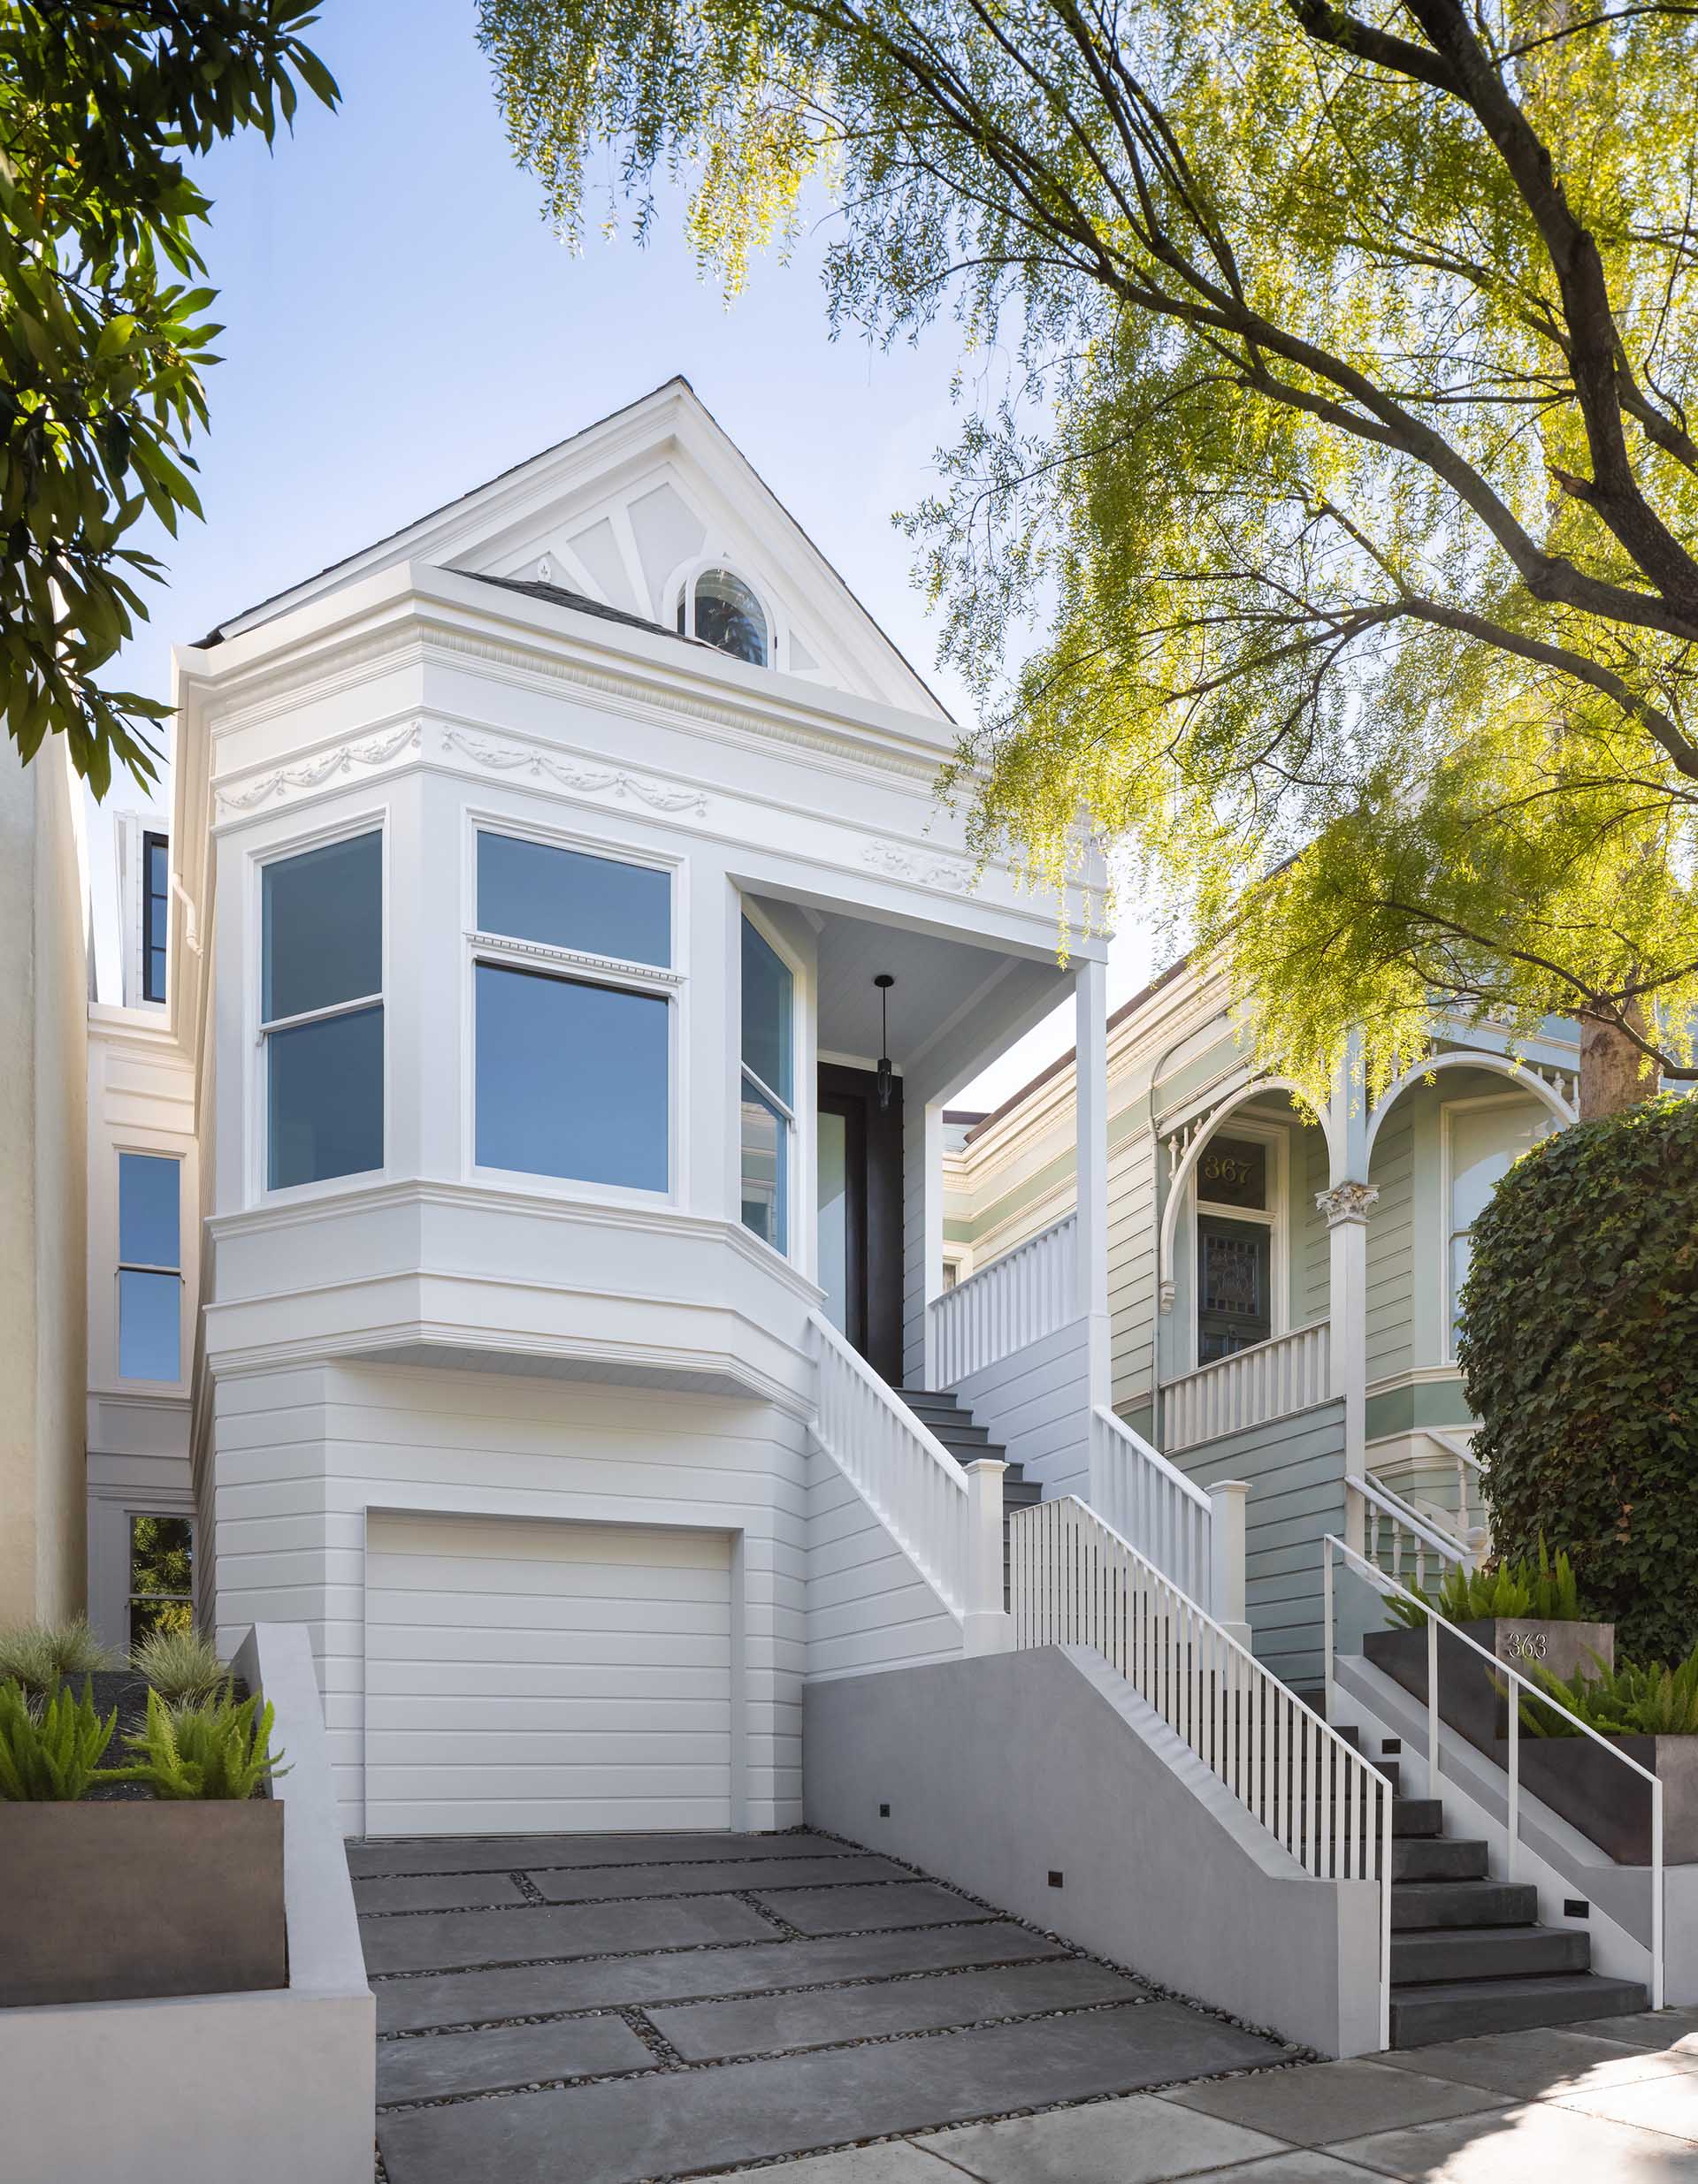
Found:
<box><xmin>0</xmin><ymin>1617</ymin><xmax>116</xmax><ymax>1695</ymax></box>
<box><xmin>129</xmin><ymin>1626</ymin><xmax>226</xmax><ymax>1706</ymax></box>
<box><xmin>114</xmin><ymin>1684</ymin><xmax>285</xmax><ymax>1800</ymax></box>
<box><xmin>1460</xmin><ymin>1095</ymin><xmax>1698</xmax><ymax>1659</ymax></box>
<box><xmin>1522</xmin><ymin>1645</ymin><xmax>1698</xmax><ymax>1737</ymax></box>
<box><xmin>1384</xmin><ymin>1539</ymin><xmax>1587</xmax><ymax>1629</ymax></box>
<box><xmin>479</xmin><ymin>0</ymin><xmax>1698</xmax><ymax>1093</ymax></box>
<box><xmin>0</xmin><ymin>1676</ymin><xmax>119</xmax><ymax>1798</ymax></box>
<box><xmin>0</xmin><ymin>2</ymin><xmax>338</xmax><ymax>793</ymax></box>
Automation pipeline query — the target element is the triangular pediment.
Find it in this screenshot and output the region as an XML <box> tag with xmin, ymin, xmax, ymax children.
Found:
<box><xmin>209</xmin><ymin>378</ymin><xmax>946</xmax><ymax>719</ymax></box>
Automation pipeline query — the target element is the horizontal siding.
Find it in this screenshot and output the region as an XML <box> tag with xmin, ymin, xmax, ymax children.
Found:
<box><xmin>210</xmin><ymin>1362</ymin><xmax>807</xmax><ymax>1835</ymax></box>
<box><xmin>806</xmin><ymin>1460</ymin><xmax>960</xmax><ymax>1680</ymax></box>
<box><xmin>1299</xmin><ymin>1126</ymin><xmax>1331</xmax><ymax>1326</ymax></box>
<box><xmin>1108</xmin><ymin>1135</ymin><xmax>1157</xmax><ymax>1414</ymax></box>
<box><xmin>945</xmin><ymin>1316</ymin><xmax>1090</xmax><ymax>1501</ymax></box>
<box><xmin>1366</xmin><ymin>1108</ymin><xmax>1415</xmax><ymax>1382</ymax></box>
<box><xmin>1172</xmin><ymin>1398</ymin><xmax>1346</xmax><ymax>1688</ymax></box>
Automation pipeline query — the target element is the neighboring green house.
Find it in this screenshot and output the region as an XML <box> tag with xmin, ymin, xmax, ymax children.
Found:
<box><xmin>942</xmin><ymin>956</ymin><xmax>1578</xmax><ymax>1683</ymax></box>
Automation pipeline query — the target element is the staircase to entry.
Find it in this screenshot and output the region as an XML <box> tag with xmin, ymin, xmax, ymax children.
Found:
<box><xmin>899</xmin><ymin>1390</ymin><xmax>1040</xmax><ymax>1600</ymax></box>
<box><xmin>1330</xmin><ymin>1722</ymin><xmax>1647</xmax><ymax>2047</ymax></box>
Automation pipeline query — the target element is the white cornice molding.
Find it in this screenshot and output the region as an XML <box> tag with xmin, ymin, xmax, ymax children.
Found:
<box><xmin>441</xmin><ymin>727</ymin><xmax>708</xmax><ymax>815</ymax></box>
<box><xmin>214</xmin><ymin>719</ymin><xmax>423</xmax><ymax>816</ymax></box>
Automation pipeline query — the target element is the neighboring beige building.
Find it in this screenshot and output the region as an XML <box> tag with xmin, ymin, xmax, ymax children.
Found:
<box><xmin>0</xmin><ymin>737</ymin><xmax>93</xmax><ymax>1624</ymax></box>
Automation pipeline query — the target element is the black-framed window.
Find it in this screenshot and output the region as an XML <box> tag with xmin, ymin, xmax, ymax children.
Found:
<box><xmin>142</xmin><ymin>830</ymin><xmax>169</xmax><ymax>1003</ymax></box>
<box><xmin>129</xmin><ymin>1514</ymin><xmax>193</xmax><ymax>1646</ymax></box>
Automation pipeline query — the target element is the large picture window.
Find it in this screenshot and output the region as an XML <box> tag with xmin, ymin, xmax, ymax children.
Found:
<box><xmin>739</xmin><ymin>915</ymin><xmax>792</xmax><ymax>1254</ymax></box>
<box><xmin>473</xmin><ymin>832</ymin><xmax>673</xmax><ymax>1192</ymax></box>
<box><xmin>119</xmin><ymin>1151</ymin><xmax>181</xmax><ymax>1380</ymax></box>
<box><xmin>261</xmin><ymin>832</ymin><xmax>384</xmax><ymax>1189</ymax></box>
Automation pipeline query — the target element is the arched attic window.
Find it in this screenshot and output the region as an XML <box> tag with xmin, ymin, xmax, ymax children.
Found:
<box><xmin>677</xmin><ymin>567</ymin><xmax>769</xmax><ymax>667</ymax></box>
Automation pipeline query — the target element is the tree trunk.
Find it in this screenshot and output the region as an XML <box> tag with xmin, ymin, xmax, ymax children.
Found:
<box><xmin>1577</xmin><ymin>1005</ymin><xmax>1659</xmax><ymax>1119</ymax></box>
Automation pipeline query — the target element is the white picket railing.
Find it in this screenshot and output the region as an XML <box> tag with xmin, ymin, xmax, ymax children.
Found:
<box><xmin>811</xmin><ymin>1310</ymin><xmax>970</xmax><ymax>1614</ymax></box>
<box><xmin>1326</xmin><ymin>1532</ymin><xmax>1664</xmax><ymax>2012</ymax></box>
<box><xmin>1348</xmin><ymin>1473</ymin><xmax>1470</xmax><ymax>1594</ymax></box>
<box><xmin>1161</xmin><ymin>1320</ymin><xmax>1332</xmax><ymax>1454</ymax></box>
<box><xmin>1013</xmin><ymin>1495</ymin><xmax>1395</xmax><ymax>2044</ymax></box>
<box><xmin>929</xmin><ymin>1214</ymin><xmax>1079</xmax><ymax>1387</ymax></box>
<box><xmin>1090</xmin><ymin>1403</ymin><xmax>1215</xmax><ymax>1610</ymax></box>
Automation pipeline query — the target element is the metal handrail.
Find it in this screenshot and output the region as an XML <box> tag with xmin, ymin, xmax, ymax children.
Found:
<box><xmin>1325</xmin><ymin>1531</ymin><xmax>1664</xmax><ymax>2010</ymax></box>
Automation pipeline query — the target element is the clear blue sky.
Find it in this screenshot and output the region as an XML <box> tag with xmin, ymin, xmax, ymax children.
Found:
<box><xmin>98</xmin><ymin>0</ymin><xmax>1153</xmax><ymax>1102</ymax></box>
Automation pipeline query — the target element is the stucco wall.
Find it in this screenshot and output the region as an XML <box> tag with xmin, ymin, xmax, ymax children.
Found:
<box><xmin>806</xmin><ymin>1644</ymin><xmax>1383</xmax><ymax>2058</ymax></box>
<box><xmin>0</xmin><ymin>740</ymin><xmax>89</xmax><ymax>1623</ymax></box>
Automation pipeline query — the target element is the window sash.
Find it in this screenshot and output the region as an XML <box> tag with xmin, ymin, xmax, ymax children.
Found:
<box><xmin>259</xmin><ymin>989</ymin><xmax>385</xmax><ymax>1038</ymax></box>
<box><xmin>142</xmin><ymin>831</ymin><xmax>169</xmax><ymax>1002</ymax></box>
<box><xmin>475</xmin><ymin>829</ymin><xmax>674</xmax><ymax>969</ymax></box>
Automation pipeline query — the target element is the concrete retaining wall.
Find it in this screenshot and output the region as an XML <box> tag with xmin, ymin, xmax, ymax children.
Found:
<box><xmin>0</xmin><ymin>1623</ymin><xmax>374</xmax><ymax>2184</ymax></box>
<box><xmin>806</xmin><ymin>1644</ymin><xmax>1383</xmax><ymax>2058</ymax></box>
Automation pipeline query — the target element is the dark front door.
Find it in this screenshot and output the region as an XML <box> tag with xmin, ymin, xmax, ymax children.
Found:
<box><xmin>1196</xmin><ymin>1215</ymin><xmax>1273</xmax><ymax>1363</ymax></box>
<box><xmin>817</xmin><ymin>1063</ymin><xmax>903</xmax><ymax>1385</ymax></box>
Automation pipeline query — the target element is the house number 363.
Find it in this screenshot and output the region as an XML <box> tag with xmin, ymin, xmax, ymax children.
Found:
<box><xmin>1503</xmin><ymin>1632</ymin><xmax>1548</xmax><ymax>1661</ymax></box>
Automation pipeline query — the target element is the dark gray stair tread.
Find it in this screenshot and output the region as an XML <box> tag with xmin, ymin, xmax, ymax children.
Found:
<box><xmin>375</xmin><ymin>2001</ymin><xmax>1282</xmax><ymax>2184</ymax></box>
<box><xmin>1391</xmin><ymin>1881</ymin><xmax>1540</xmax><ymax>1931</ymax></box>
<box><xmin>1392</xmin><ymin>1925</ymin><xmax>1592</xmax><ymax>1984</ymax></box>
<box><xmin>375</xmin><ymin>1921</ymin><xmax>1064</xmax><ymax>2035</ymax></box>
<box><xmin>1394</xmin><ymin>1799</ymin><xmax>1443</xmax><ymax>1837</ymax></box>
<box><xmin>378</xmin><ymin>2013</ymin><xmax>652</xmax><ymax>2105</ymax></box>
<box><xmin>1390</xmin><ymin>1974</ymin><xmax>1648</xmax><ymax>2047</ymax></box>
<box><xmin>1393</xmin><ymin>1838</ymin><xmax>1489</xmax><ymax>1882</ymax></box>
<box><xmin>360</xmin><ymin>1893</ymin><xmax>776</xmax><ymax>1976</ymax></box>
<box><xmin>647</xmin><ymin>1957</ymin><xmax>1149</xmax><ymax>2061</ymax></box>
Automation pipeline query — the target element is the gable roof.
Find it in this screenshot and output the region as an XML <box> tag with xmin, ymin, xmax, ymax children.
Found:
<box><xmin>195</xmin><ymin>376</ymin><xmax>950</xmax><ymax>720</ymax></box>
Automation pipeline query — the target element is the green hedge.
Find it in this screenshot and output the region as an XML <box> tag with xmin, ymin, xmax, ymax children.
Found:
<box><xmin>1458</xmin><ymin>1093</ymin><xmax>1698</xmax><ymax>1661</ymax></box>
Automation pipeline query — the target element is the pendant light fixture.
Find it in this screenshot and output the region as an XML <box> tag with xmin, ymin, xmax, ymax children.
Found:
<box><xmin>875</xmin><ymin>974</ymin><xmax>895</xmax><ymax>1111</ymax></box>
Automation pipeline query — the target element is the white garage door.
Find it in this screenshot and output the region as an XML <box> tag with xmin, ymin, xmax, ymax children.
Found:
<box><xmin>364</xmin><ymin>1512</ymin><xmax>733</xmax><ymax>1837</ymax></box>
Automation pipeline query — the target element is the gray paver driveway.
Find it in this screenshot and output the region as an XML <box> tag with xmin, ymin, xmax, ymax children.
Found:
<box><xmin>350</xmin><ymin>1828</ymin><xmax>1295</xmax><ymax>2184</ymax></box>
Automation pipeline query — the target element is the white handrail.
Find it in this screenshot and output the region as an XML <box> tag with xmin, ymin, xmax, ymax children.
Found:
<box><xmin>1160</xmin><ymin>1321</ymin><xmax>1331</xmax><ymax>1453</ymax></box>
<box><xmin>1091</xmin><ymin>1404</ymin><xmax>1213</xmax><ymax>1607</ymax></box>
<box><xmin>809</xmin><ymin>1310</ymin><xmax>970</xmax><ymax>1618</ymax></box>
<box><xmin>1426</xmin><ymin>1429</ymin><xmax>1489</xmax><ymax>1548</ymax></box>
<box><xmin>1325</xmin><ymin>1532</ymin><xmax>1664</xmax><ymax>2012</ymax></box>
<box><xmin>1348</xmin><ymin>1474</ymin><xmax>1472</xmax><ymax>1592</ymax></box>
<box><xmin>1014</xmin><ymin>1495</ymin><xmax>1395</xmax><ymax>2049</ymax></box>
<box><xmin>929</xmin><ymin>1213</ymin><xmax>1078</xmax><ymax>1386</ymax></box>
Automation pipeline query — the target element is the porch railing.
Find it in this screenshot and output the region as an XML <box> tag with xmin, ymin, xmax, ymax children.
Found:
<box><xmin>1348</xmin><ymin>1473</ymin><xmax>1472</xmax><ymax>1592</ymax></box>
<box><xmin>1013</xmin><ymin>1495</ymin><xmax>1395</xmax><ymax>2045</ymax></box>
<box><xmin>808</xmin><ymin>1310</ymin><xmax>1004</xmax><ymax>1643</ymax></box>
<box><xmin>1160</xmin><ymin>1320</ymin><xmax>1331</xmax><ymax>1454</ymax></box>
<box><xmin>1365</xmin><ymin>1427</ymin><xmax>1489</xmax><ymax>1562</ymax></box>
<box><xmin>1090</xmin><ymin>1403</ymin><xmax>1215</xmax><ymax>1610</ymax></box>
<box><xmin>1326</xmin><ymin>1531</ymin><xmax>1663</xmax><ymax>2012</ymax></box>
<box><xmin>929</xmin><ymin>1213</ymin><xmax>1078</xmax><ymax>1387</ymax></box>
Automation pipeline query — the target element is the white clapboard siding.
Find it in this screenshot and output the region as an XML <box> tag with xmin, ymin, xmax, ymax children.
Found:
<box><xmin>364</xmin><ymin>1510</ymin><xmax>734</xmax><ymax>1837</ymax></box>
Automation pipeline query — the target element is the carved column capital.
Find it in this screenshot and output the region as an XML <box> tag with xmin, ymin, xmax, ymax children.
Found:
<box><xmin>1316</xmin><ymin>1180</ymin><xmax>1380</xmax><ymax>1227</ymax></box>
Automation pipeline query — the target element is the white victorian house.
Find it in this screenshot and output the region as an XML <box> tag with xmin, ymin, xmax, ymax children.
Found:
<box><xmin>26</xmin><ymin>378</ymin><xmax>1682</xmax><ymax>2065</ymax></box>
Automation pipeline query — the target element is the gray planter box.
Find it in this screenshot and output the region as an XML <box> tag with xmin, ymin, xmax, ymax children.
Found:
<box><xmin>1363</xmin><ymin>1617</ymin><xmax>1615</xmax><ymax>1759</ymax></box>
<box><xmin>0</xmin><ymin>1798</ymin><xmax>286</xmax><ymax>2008</ymax></box>
<box><xmin>1494</xmin><ymin>1731</ymin><xmax>1698</xmax><ymax>1867</ymax></box>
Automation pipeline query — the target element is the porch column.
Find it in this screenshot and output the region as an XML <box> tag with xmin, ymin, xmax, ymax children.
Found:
<box><xmin>1323</xmin><ymin>1037</ymin><xmax>1375</xmax><ymax>1552</ymax></box>
<box><xmin>920</xmin><ymin>1099</ymin><xmax>945</xmax><ymax>1388</ymax></box>
<box><xmin>1075</xmin><ymin>958</ymin><xmax>1112</xmax><ymax>1413</ymax></box>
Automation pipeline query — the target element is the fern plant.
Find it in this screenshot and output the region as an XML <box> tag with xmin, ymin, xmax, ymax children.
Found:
<box><xmin>114</xmin><ymin>1685</ymin><xmax>287</xmax><ymax>1799</ymax></box>
<box><xmin>0</xmin><ymin>1619</ymin><xmax>116</xmax><ymax>1696</ymax></box>
<box><xmin>1385</xmin><ymin>1539</ymin><xmax>1586</xmax><ymax>1630</ymax></box>
<box><xmin>1522</xmin><ymin>1646</ymin><xmax>1698</xmax><ymax>1738</ymax></box>
<box><xmin>0</xmin><ymin>1677</ymin><xmax>119</xmax><ymax>1798</ymax></box>
<box><xmin>130</xmin><ymin>1627</ymin><xmax>227</xmax><ymax>1707</ymax></box>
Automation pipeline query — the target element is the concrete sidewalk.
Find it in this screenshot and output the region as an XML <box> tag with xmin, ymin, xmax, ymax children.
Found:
<box><xmin>721</xmin><ymin>2011</ymin><xmax>1698</xmax><ymax>2182</ymax></box>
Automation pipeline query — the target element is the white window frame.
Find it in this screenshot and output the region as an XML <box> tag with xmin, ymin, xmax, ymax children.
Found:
<box><xmin>737</xmin><ymin>897</ymin><xmax>802</xmax><ymax>1266</ymax></box>
<box><xmin>253</xmin><ymin>813</ymin><xmax>390</xmax><ymax>1204</ymax></box>
<box><xmin>115</xmin><ymin>1145</ymin><xmax>184</xmax><ymax>1389</ymax></box>
<box><xmin>1189</xmin><ymin>1117</ymin><xmax>1289</xmax><ymax>1373</ymax></box>
<box><xmin>1439</xmin><ymin>1089</ymin><xmax>1551</xmax><ymax>1363</ymax></box>
<box><xmin>671</xmin><ymin>555</ymin><xmax>779</xmax><ymax>669</ymax></box>
<box><xmin>464</xmin><ymin>814</ymin><xmax>685</xmax><ymax>1206</ymax></box>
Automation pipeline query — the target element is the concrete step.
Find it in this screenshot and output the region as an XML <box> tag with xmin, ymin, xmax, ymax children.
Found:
<box><xmin>1391</xmin><ymin>1879</ymin><xmax>1541</xmax><ymax>1931</ymax></box>
<box><xmin>1389</xmin><ymin>1973</ymin><xmax>1648</xmax><ymax>2048</ymax></box>
<box><xmin>1392</xmin><ymin>1837</ymin><xmax>1489</xmax><ymax>1882</ymax></box>
<box><xmin>1392</xmin><ymin>1924</ymin><xmax>1592</xmax><ymax>1985</ymax></box>
<box><xmin>1393</xmin><ymin>1799</ymin><xmax>1442</xmax><ymax>1838</ymax></box>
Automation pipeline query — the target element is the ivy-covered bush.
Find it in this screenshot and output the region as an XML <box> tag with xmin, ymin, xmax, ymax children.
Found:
<box><xmin>1458</xmin><ymin>1093</ymin><xmax>1698</xmax><ymax>1661</ymax></box>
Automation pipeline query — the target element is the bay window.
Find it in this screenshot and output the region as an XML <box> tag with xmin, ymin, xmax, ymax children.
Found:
<box><xmin>262</xmin><ymin>831</ymin><xmax>384</xmax><ymax>1189</ymax></box>
<box><xmin>473</xmin><ymin>830</ymin><xmax>674</xmax><ymax>1191</ymax></box>
<box><xmin>739</xmin><ymin>915</ymin><xmax>793</xmax><ymax>1253</ymax></box>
